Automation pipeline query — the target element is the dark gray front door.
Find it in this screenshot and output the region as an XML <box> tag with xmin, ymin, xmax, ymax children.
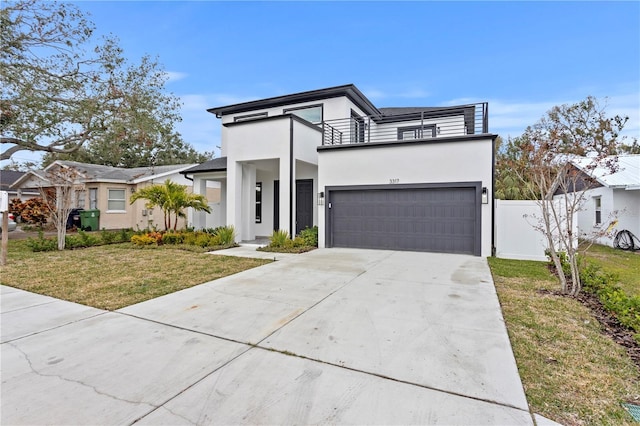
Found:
<box><xmin>328</xmin><ymin>185</ymin><xmax>479</xmax><ymax>255</ymax></box>
<box><xmin>296</xmin><ymin>179</ymin><xmax>313</xmax><ymax>235</ymax></box>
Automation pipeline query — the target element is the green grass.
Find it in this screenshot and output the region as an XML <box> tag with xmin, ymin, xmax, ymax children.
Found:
<box><xmin>0</xmin><ymin>240</ymin><xmax>270</xmax><ymax>310</ymax></box>
<box><xmin>488</xmin><ymin>257</ymin><xmax>640</xmax><ymax>425</ymax></box>
<box><xmin>583</xmin><ymin>243</ymin><xmax>640</xmax><ymax>297</ymax></box>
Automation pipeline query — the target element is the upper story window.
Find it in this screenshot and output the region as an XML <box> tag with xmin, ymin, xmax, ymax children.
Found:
<box><xmin>397</xmin><ymin>124</ymin><xmax>437</xmax><ymax>140</ymax></box>
<box><xmin>234</xmin><ymin>112</ymin><xmax>268</xmax><ymax>122</ymax></box>
<box><xmin>284</xmin><ymin>104</ymin><xmax>323</xmax><ymax>124</ymax></box>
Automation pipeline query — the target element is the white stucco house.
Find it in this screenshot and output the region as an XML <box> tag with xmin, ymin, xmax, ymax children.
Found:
<box><xmin>182</xmin><ymin>84</ymin><xmax>496</xmax><ymax>256</ymax></box>
<box><xmin>569</xmin><ymin>155</ymin><xmax>640</xmax><ymax>246</ymax></box>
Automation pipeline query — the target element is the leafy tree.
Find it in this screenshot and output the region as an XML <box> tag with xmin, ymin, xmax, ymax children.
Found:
<box><xmin>130</xmin><ymin>180</ymin><xmax>211</xmax><ymax>231</ymax></box>
<box><xmin>495</xmin><ymin>135</ymin><xmax>536</xmax><ymax>200</ymax></box>
<box><xmin>41</xmin><ymin>132</ymin><xmax>213</xmax><ymax>168</ymax></box>
<box><xmin>1</xmin><ymin>0</ymin><xmax>191</xmax><ymax>164</ymax></box>
<box><xmin>506</xmin><ymin>96</ymin><xmax>628</xmax><ymax>295</ymax></box>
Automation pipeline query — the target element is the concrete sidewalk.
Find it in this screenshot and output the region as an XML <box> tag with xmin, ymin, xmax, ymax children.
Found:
<box><xmin>2</xmin><ymin>249</ymin><xmax>534</xmax><ymax>425</ymax></box>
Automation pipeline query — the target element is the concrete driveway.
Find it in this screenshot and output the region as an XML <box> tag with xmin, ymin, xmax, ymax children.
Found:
<box><xmin>1</xmin><ymin>248</ymin><xmax>533</xmax><ymax>425</ymax></box>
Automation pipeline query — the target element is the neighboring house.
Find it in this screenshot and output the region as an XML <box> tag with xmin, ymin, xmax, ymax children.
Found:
<box><xmin>0</xmin><ymin>170</ymin><xmax>39</xmax><ymax>201</ymax></box>
<box><xmin>569</xmin><ymin>155</ymin><xmax>640</xmax><ymax>246</ymax></box>
<box><xmin>182</xmin><ymin>84</ymin><xmax>496</xmax><ymax>256</ymax></box>
<box><xmin>11</xmin><ymin>161</ymin><xmax>220</xmax><ymax>230</ymax></box>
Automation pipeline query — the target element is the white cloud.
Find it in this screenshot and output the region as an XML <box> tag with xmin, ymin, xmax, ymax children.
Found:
<box><xmin>164</xmin><ymin>71</ymin><xmax>188</xmax><ymax>83</ymax></box>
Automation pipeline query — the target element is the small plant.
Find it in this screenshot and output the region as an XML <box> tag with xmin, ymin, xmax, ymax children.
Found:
<box><xmin>131</xmin><ymin>234</ymin><xmax>157</xmax><ymax>246</ymax></box>
<box><xmin>100</xmin><ymin>228</ymin><xmax>117</xmax><ymax>244</ymax></box>
<box><xmin>298</xmin><ymin>226</ymin><xmax>318</xmax><ymax>247</ymax></box>
<box><xmin>119</xmin><ymin>228</ymin><xmax>134</xmax><ymax>242</ymax></box>
<box><xmin>269</xmin><ymin>229</ymin><xmax>289</xmax><ymax>247</ymax></box>
<box><xmin>580</xmin><ymin>260</ymin><xmax>640</xmax><ymax>343</ymax></box>
<box><xmin>216</xmin><ymin>226</ymin><xmax>236</xmax><ymax>245</ymax></box>
<box><xmin>162</xmin><ymin>232</ymin><xmax>184</xmax><ymax>245</ymax></box>
<box><xmin>195</xmin><ymin>232</ymin><xmax>213</xmax><ymax>248</ymax></box>
<box><xmin>26</xmin><ymin>231</ymin><xmax>57</xmax><ymax>252</ymax></box>
<box><xmin>77</xmin><ymin>230</ymin><xmax>99</xmax><ymax>247</ymax></box>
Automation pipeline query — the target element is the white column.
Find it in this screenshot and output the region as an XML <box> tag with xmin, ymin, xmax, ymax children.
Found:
<box><xmin>227</xmin><ymin>162</ymin><xmax>243</xmax><ymax>242</ymax></box>
<box><xmin>219</xmin><ymin>180</ymin><xmax>227</xmax><ymax>226</ymax></box>
<box><xmin>279</xmin><ymin>158</ymin><xmax>291</xmax><ymax>237</ymax></box>
<box><xmin>241</xmin><ymin>164</ymin><xmax>256</xmax><ymax>241</ymax></box>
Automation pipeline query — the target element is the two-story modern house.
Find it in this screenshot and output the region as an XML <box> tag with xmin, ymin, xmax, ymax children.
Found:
<box><xmin>182</xmin><ymin>84</ymin><xmax>496</xmax><ymax>256</ymax></box>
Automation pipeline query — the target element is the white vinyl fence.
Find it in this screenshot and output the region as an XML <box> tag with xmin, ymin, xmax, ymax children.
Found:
<box><xmin>494</xmin><ymin>199</ymin><xmax>577</xmax><ymax>261</ymax></box>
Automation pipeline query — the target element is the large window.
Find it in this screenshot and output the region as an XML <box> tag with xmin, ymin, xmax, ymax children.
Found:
<box><xmin>255</xmin><ymin>182</ymin><xmax>262</xmax><ymax>223</ymax></box>
<box><xmin>107</xmin><ymin>188</ymin><xmax>126</xmax><ymax>211</ymax></box>
<box><xmin>594</xmin><ymin>197</ymin><xmax>602</xmax><ymax>225</ymax></box>
<box><xmin>284</xmin><ymin>104</ymin><xmax>323</xmax><ymax>124</ymax></box>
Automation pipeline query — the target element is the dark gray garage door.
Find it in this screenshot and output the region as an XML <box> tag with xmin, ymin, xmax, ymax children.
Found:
<box><xmin>328</xmin><ymin>185</ymin><xmax>479</xmax><ymax>255</ymax></box>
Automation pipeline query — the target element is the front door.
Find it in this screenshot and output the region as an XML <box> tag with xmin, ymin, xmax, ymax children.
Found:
<box><xmin>295</xmin><ymin>179</ymin><xmax>313</xmax><ymax>235</ymax></box>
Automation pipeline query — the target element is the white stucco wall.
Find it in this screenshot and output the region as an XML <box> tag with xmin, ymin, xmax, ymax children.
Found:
<box><xmin>317</xmin><ymin>137</ymin><xmax>494</xmax><ymax>256</ymax></box>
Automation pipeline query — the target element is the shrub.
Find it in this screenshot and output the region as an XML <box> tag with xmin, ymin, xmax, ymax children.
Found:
<box><xmin>195</xmin><ymin>232</ymin><xmax>213</xmax><ymax>248</ymax></box>
<box><xmin>580</xmin><ymin>260</ymin><xmax>640</xmax><ymax>342</ymax></box>
<box><xmin>216</xmin><ymin>226</ymin><xmax>235</xmax><ymax>245</ymax></box>
<box><xmin>119</xmin><ymin>228</ymin><xmax>134</xmax><ymax>242</ymax></box>
<box><xmin>203</xmin><ymin>227</ymin><xmax>223</xmax><ymax>235</ymax></box>
<box><xmin>298</xmin><ymin>226</ymin><xmax>318</xmax><ymax>247</ymax></box>
<box><xmin>26</xmin><ymin>231</ymin><xmax>57</xmax><ymax>252</ymax></box>
<box><xmin>269</xmin><ymin>229</ymin><xmax>289</xmax><ymax>247</ymax></box>
<box><xmin>77</xmin><ymin>230</ymin><xmax>99</xmax><ymax>247</ymax></box>
<box><xmin>162</xmin><ymin>232</ymin><xmax>184</xmax><ymax>245</ymax></box>
<box><xmin>131</xmin><ymin>234</ymin><xmax>157</xmax><ymax>246</ymax></box>
<box><xmin>100</xmin><ymin>228</ymin><xmax>117</xmax><ymax>244</ymax></box>
<box><xmin>17</xmin><ymin>197</ymin><xmax>50</xmax><ymax>225</ymax></box>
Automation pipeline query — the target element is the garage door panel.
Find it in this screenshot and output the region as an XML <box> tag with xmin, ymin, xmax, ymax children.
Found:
<box><xmin>330</xmin><ymin>187</ymin><xmax>478</xmax><ymax>255</ymax></box>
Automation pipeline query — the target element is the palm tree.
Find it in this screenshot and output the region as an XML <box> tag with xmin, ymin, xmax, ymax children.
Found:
<box><xmin>130</xmin><ymin>179</ymin><xmax>211</xmax><ymax>230</ymax></box>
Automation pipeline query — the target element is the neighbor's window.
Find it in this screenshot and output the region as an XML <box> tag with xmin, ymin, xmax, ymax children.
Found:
<box><xmin>89</xmin><ymin>188</ymin><xmax>98</xmax><ymax>209</ymax></box>
<box><xmin>235</xmin><ymin>112</ymin><xmax>268</xmax><ymax>122</ymax></box>
<box><xmin>594</xmin><ymin>197</ymin><xmax>602</xmax><ymax>225</ymax></box>
<box><xmin>255</xmin><ymin>182</ymin><xmax>262</xmax><ymax>223</ymax></box>
<box><xmin>284</xmin><ymin>104</ymin><xmax>323</xmax><ymax>124</ymax></box>
<box><xmin>75</xmin><ymin>189</ymin><xmax>86</xmax><ymax>209</ymax></box>
<box><xmin>107</xmin><ymin>189</ymin><xmax>126</xmax><ymax>211</ymax></box>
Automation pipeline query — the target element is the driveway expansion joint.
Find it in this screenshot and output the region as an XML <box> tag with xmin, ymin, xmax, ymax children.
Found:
<box><xmin>252</xmin><ymin>343</ymin><xmax>529</xmax><ymax>414</ymax></box>
<box><xmin>0</xmin><ymin>299</ymin><xmax>57</xmax><ymax>314</ymax></box>
<box><xmin>1</xmin><ymin>311</ymin><xmax>107</xmax><ymax>344</ymax></box>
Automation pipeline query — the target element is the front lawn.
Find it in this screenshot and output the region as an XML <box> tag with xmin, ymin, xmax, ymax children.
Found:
<box><xmin>0</xmin><ymin>240</ymin><xmax>270</xmax><ymax>310</ymax></box>
<box><xmin>583</xmin><ymin>243</ymin><xmax>640</xmax><ymax>297</ymax></box>
<box><xmin>489</xmin><ymin>257</ymin><xmax>639</xmax><ymax>425</ymax></box>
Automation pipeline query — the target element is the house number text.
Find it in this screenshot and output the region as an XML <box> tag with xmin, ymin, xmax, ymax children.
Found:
<box><xmin>389</xmin><ymin>178</ymin><xmax>399</xmax><ymax>184</ymax></box>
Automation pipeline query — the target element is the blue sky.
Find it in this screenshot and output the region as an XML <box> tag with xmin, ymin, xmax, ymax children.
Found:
<box><xmin>8</xmin><ymin>1</ymin><xmax>640</xmax><ymax>163</ymax></box>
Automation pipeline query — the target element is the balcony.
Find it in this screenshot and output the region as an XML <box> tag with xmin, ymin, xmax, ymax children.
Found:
<box><xmin>321</xmin><ymin>102</ymin><xmax>488</xmax><ymax>146</ymax></box>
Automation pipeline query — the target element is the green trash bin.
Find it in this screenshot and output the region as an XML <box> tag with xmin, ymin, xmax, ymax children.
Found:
<box><xmin>79</xmin><ymin>209</ymin><xmax>100</xmax><ymax>231</ymax></box>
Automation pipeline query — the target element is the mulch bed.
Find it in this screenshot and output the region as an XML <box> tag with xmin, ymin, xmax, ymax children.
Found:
<box><xmin>575</xmin><ymin>291</ymin><xmax>640</xmax><ymax>369</ymax></box>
